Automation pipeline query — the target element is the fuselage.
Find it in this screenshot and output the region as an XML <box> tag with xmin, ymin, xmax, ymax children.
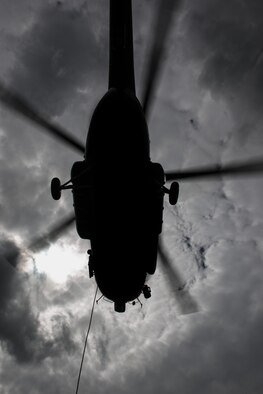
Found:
<box><xmin>71</xmin><ymin>0</ymin><xmax>165</xmax><ymax>312</ymax></box>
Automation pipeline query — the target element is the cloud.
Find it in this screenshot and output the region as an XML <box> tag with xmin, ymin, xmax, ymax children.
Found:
<box><xmin>76</xmin><ymin>240</ymin><xmax>263</xmax><ymax>394</ymax></box>
<box><xmin>183</xmin><ymin>0</ymin><xmax>263</xmax><ymax>125</ymax></box>
<box><xmin>8</xmin><ymin>3</ymin><xmax>107</xmax><ymax>118</ymax></box>
<box><xmin>0</xmin><ymin>238</ymin><xmax>76</xmax><ymax>363</ymax></box>
<box><xmin>0</xmin><ymin>1</ymin><xmax>110</xmax><ymax>240</ymax></box>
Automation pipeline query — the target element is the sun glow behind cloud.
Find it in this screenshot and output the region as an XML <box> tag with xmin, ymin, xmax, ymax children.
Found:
<box><xmin>34</xmin><ymin>243</ymin><xmax>86</xmax><ymax>283</ymax></box>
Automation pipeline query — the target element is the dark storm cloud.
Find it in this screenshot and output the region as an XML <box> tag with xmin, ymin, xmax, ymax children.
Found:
<box><xmin>9</xmin><ymin>2</ymin><xmax>107</xmax><ymax>117</ymax></box>
<box><xmin>0</xmin><ymin>238</ymin><xmax>76</xmax><ymax>363</ymax></box>
<box><xmin>0</xmin><ymin>124</ymin><xmax>74</xmax><ymax>241</ymax></box>
<box><xmin>182</xmin><ymin>235</ymin><xmax>207</xmax><ymax>270</ymax></box>
<box><xmin>165</xmin><ymin>204</ymin><xmax>208</xmax><ymax>278</ymax></box>
<box><xmin>0</xmin><ymin>1</ymin><xmax>109</xmax><ymax>239</ymax></box>
<box><xmin>184</xmin><ymin>0</ymin><xmax>263</xmax><ymax>120</ymax></box>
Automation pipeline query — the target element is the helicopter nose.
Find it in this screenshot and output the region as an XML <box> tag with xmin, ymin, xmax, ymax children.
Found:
<box><xmin>94</xmin><ymin>266</ymin><xmax>146</xmax><ymax>309</ymax></box>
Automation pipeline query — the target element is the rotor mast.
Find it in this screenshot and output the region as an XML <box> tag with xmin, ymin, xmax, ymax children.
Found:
<box><xmin>108</xmin><ymin>0</ymin><xmax>136</xmax><ymax>93</ymax></box>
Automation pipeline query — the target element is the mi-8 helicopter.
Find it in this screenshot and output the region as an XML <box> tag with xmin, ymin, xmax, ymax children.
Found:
<box><xmin>1</xmin><ymin>0</ymin><xmax>263</xmax><ymax>313</ymax></box>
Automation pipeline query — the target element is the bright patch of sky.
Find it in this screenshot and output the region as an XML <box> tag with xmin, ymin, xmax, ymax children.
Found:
<box><xmin>35</xmin><ymin>243</ymin><xmax>87</xmax><ymax>283</ymax></box>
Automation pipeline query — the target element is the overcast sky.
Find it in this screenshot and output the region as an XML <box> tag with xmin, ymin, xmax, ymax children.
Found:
<box><xmin>1</xmin><ymin>1</ymin><xmax>263</xmax><ymax>393</ymax></box>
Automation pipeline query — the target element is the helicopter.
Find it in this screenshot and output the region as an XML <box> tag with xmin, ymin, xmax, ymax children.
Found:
<box><xmin>1</xmin><ymin>0</ymin><xmax>263</xmax><ymax>313</ymax></box>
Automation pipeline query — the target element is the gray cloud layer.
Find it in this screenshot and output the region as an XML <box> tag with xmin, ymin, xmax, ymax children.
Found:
<box><xmin>184</xmin><ymin>0</ymin><xmax>263</xmax><ymax>126</ymax></box>
<box><xmin>0</xmin><ymin>238</ymin><xmax>76</xmax><ymax>363</ymax></box>
<box><xmin>9</xmin><ymin>3</ymin><xmax>106</xmax><ymax>118</ymax></box>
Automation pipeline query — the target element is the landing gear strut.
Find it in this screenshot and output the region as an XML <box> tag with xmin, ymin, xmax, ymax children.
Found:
<box><xmin>50</xmin><ymin>177</ymin><xmax>73</xmax><ymax>200</ymax></box>
<box><xmin>50</xmin><ymin>164</ymin><xmax>91</xmax><ymax>201</ymax></box>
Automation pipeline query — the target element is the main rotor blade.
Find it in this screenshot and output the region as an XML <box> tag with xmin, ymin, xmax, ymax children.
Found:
<box><xmin>3</xmin><ymin>215</ymin><xmax>75</xmax><ymax>270</ymax></box>
<box><xmin>141</xmin><ymin>0</ymin><xmax>181</xmax><ymax>118</ymax></box>
<box><xmin>0</xmin><ymin>82</ymin><xmax>85</xmax><ymax>154</ymax></box>
<box><xmin>165</xmin><ymin>158</ymin><xmax>263</xmax><ymax>182</ymax></box>
<box><xmin>27</xmin><ymin>214</ymin><xmax>76</xmax><ymax>253</ymax></box>
<box><xmin>158</xmin><ymin>238</ymin><xmax>199</xmax><ymax>314</ymax></box>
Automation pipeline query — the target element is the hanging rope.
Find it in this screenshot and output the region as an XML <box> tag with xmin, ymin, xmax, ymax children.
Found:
<box><xmin>75</xmin><ymin>285</ymin><xmax>98</xmax><ymax>394</ymax></box>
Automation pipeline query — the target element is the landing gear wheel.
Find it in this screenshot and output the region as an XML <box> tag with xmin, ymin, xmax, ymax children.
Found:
<box><xmin>51</xmin><ymin>177</ymin><xmax>61</xmax><ymax>200</ymax></box>
<box><xmin>169</xmin><ymin>181</ymin><xmax>179</xmax><ymax>205</ymax></box>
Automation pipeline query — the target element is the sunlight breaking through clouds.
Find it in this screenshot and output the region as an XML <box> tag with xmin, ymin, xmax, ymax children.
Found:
<box><xmin>35</xmin><ymin>244</ymin><xmax>87</xmax><ymax>283</ymax></box>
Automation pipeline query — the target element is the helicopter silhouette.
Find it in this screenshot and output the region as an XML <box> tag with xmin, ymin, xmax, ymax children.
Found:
<box><xmin>1</xmin><ymin>0</ymin><xmax>263</xmax><ymax>313</ymax></box>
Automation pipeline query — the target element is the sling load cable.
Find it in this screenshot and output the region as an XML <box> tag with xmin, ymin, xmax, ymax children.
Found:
<box><xmin>75</xmin><ymin>285</ymin><xmax>98</xmax><ymax>394</ymax></box>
